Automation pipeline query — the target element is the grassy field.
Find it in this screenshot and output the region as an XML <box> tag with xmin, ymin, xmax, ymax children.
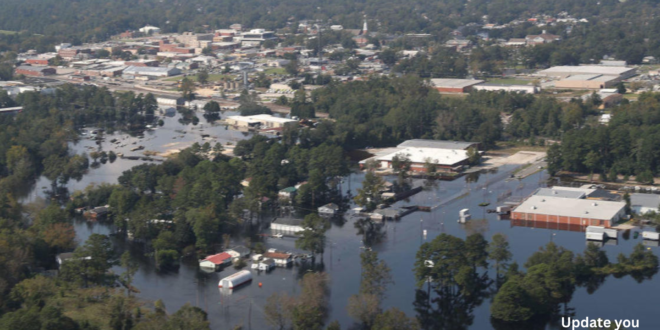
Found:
<box><xmin>0</xmin><ymin>30</ymin><xmax>17</xmax><ymax>35</ymax></box>
<box><xmin>486</xmin><ymin>78</ymin><xmax>534</xmax><ymax>85</ymax></box>
<box><xmin>264</xmin><ymin>67</ymin><xmax>287</xmax><ymax>75</ymax></box>
<box><xmin>164</xmin><ymin>74</ymin><xmax>232</xmax><ymax>82</ymax></box>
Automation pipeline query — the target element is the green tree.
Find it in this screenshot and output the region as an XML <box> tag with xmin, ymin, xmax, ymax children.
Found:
<box><xmin>488</xmin><ymin>233</ymin><xmax>512</xmax><ymax>277</ymax></box>
<box><xmin>372</xmin><ymin>308</ymin><xmax>420</xmax><ymax>330</ymax></box>
<box><xmin>295</xmin><ymin>214</ymin><xmax>330</xmax><ymax>259</ymax></box>
<box><xmin>490</xmin><ymin>276</ymin><xmax>533</xmax><ymax>322</ymax></box>
<box><xmin>197</xmin><ymin>70</ymin><xmax>209</xmax><ymax>85</ymax></box>
<box><xmin>354</xmin><ymin>171</ymin><xmax>385</xmax><ymax>211</ymax></box>
<box><xmin>180</xmin><ymin>77</ymin><xmax>195</xmax><ymax>101</ymax></box>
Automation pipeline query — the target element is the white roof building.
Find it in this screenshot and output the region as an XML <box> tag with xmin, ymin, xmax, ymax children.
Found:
<box><xmin>374</xmin><ymin>147</ymin><xmax>470</xmax><ymax>167</ymax></box>
<box><xmin>139</xmin><ymin>25</ymin><xmax>161</xmax><ymax>34</ymax></box>
<box><xmin>513</xmin><ymin>195</ymin><xmax>625</xmax><ymax>222</ymax></box>
<box><xmin>537</xmin><ymin>66</ymin><xmax>637</xmax><ymax>80</ymax></box>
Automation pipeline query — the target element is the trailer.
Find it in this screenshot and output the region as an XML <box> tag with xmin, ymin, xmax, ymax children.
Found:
<box><xmin>218</xmin><ymin>270</ymin><xmax>252</xmax><ymax>289</ymax></box>
<box><xmin>586</xmin><ymin>226</ymin><xmax>618</xmax><ymax>241</ymax></box>
<box><xmin>642</xmin><ymin>231</ymin><xmax>660</xmax><ymax>241</ymax></box>
<box><xmin>496</xmin><ymin>205</ymin><xmax>511</xmax><ymax>215</ymax></box>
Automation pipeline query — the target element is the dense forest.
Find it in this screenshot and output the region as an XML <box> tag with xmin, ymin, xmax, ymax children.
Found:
<box><xmin>290</xmin><ymin>76</ymin><xmax>596</xmax><ymax>149</ymax></box>
<box><xmin>547</xmin><ymin>92</ymin><xmax>660</xmax><ymax>182</ymax></box>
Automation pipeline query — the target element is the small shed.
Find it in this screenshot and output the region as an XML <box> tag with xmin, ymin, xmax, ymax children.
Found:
<box><xmin>218</xmin><ymin>270</ymin><xmax>252</xmax><ymax>289</ymax></box>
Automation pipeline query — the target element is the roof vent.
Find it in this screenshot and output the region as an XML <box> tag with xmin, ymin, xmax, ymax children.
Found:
<box><xmin>541</xmin><ymin>199</ymin><xmax>545</xmax><ymax>202</ymax></box>
<box><xmin>585</xmin><ymin>211</ymin><xmax>589</xmax><ymax>214</ymax></box>
<box><xmin>553</xmin><ymin>191</ymin><xmax>558</xmax><ymax>194</ymax></box>
<box><xmin>592</xmin><ymin>202</ymin><xmax>598</xmax><ymax>206</ymax></box>
<box><xmin>531</xmin><ymin>206</ymin><xmax>537</xmax><ymax>210</ymax></box>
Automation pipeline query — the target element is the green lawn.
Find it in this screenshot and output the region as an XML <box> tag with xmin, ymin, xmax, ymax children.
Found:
<box><xmin>164</xmin><ymin>74</ymin><xmax>232</xmax><ymax>82</ymax></box>
<box><xmin>486</xmin><ymin>78</ymin><xmax>533</xmax><ymax>85</ymax></box>
<box><xmin>264</xmin><ymin>67</ymin><xmax>287</xmax><ymax>75</ymax></box>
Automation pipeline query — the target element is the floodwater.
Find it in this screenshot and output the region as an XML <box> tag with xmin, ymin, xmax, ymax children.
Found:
<box><xmin>23</xmin><ymin>113</ymin><xmax>660</xmax><ymax>329</ymax></box>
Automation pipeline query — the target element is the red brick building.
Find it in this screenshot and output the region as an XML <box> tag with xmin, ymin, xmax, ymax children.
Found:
<box><xmin>25</xmin><ymin>58</ymin><xmax>49</xmax><ymax>66</ymax></box>
<box><xmin>15</xmin><ymin>66</ymin><xmax>56</xmax><ymax>76</ymax></box>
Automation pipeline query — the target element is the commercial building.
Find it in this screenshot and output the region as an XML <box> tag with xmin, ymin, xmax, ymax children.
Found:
<box><xmin>139</xmin><ymin>25</ymin><xmax>161</xmax><ymax>34</ymax></box>
<box><xmin>631</xmin><ymin>193</ymin><xmax>660</xmax><ymax>215</ymax></box>
<box><xmin>397</xmin><ymin>139</ymin><xmax>479</xmax><ymax>150</ymax></box>
<box><xmin>271</xmin><ymin>216</ymin><xmax>304</xmax><ymax>234</ymax></box>
<box><xmin>536</xmin><ymin>66</ymin><xmax>637</xmax><ymax>80</ymax></box>
<box><xmin>370</xmin><ymin>147</ymin><xmax>471</xmax><ymax>172</ymax></box>
<box><xmin>123</xmin><ymin>66</ymin><xmax>181</xmax><ymax>77</ymax></box>
<box><xmin>15</xmin><ymin>66</ymin><xmax>56</xmax><ymax>76</ymax></box>
<box><xmin>473</xmin><ymin>83</ymin><xmax>538</xmax><ymax>94</ymax></box>
<box><xmin>554</xmin><ymin>74</ymin><xmax>621</xmax><ymax>89</ymax></box>
<box><xmin>510</xmin><ymin>192</ymin><xmax>626</xmax><ymax>228</ymax></box>
<box><xmin>239</xmin><ymin>29</ymin><xmax>277</xmax><ymax>46</ymax></box>
<box><xmin>225</xmin><ymin>114</ymin><xmax>298</xmax><ymax>129</ymax></box>
<box><xmin>430</xmin><ymin>79</ymin><xmax>484</xmax><ymax>93</ymax></box>
<box><xmin>24</xmin><ymin>57</ymin><xmax>50</xmax><ymax>66</ymax></box>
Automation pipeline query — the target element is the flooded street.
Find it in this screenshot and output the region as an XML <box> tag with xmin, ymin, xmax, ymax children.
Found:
<box><xmin>22</xmin><ymin>113</ymin><xmax>660</xmax><ymax>329</ymax></box>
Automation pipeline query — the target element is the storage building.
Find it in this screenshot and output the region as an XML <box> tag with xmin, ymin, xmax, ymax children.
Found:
<box><xmin>123</xmin><ymin>66</ymin><xmax>181</xmax><ymax>77</ymax></box>
<box><xmin>15</xmin><ymin>66</ymin><xmax>56</xmax><ymax>76</ymax></box>
<box><xmin>473</xmin><ymin>84</ymin><xmax>538</xmax><ymax>94</ymax></box>
<box><xmin>218</xmin><ymin>270</ymin><xmax>252</xmax><ymax>289</ymax></box>
<box><xmin>631</xmin><ymin>193</ymin><xmax>660</xmax><ymax>215</ymax></box>
<box><xmin>369</xmin><ymin>147</ymin><xmax>471</xmax><ymax>172</ymax></box>
<box><xmin>271</xmin><ymin>216</ymin><xmax>304</xmax><ymax>233</ymax></box>
<box><xmin>511</xmin><ymin>195</ymin><xmax>626</xmax><ymax>228</ymax></box>
<box><xmin>430</xmin><ymin>79</ymin><xmax>484</xmax><ymax>93</ymax></box>
<box><xmin>536</xmin><ymin>66</ymin><xmax>636</xmax><ymax>80</ymax></box>
<box><xmin>226</xmin><ymin>114</ymin><xmax>298</xmax><ymax>129</ymax></box>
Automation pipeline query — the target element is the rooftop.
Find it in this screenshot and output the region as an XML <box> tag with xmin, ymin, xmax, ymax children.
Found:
<box><xmin>202</xmin><ymin>252</ymin><xmax>232</xmax><ymax>264</ymax></box>
<box><xmin>397</xmin><ymin>139</ymin><xmax>477</xmax><ymax>150</ymax></box>
<box><xmin>514</xmin><ymin>195</ymin><xmax>625</xmax><ymax>221</ymax></box>
<box><xmin>227</xmin><ymin>114</ymin><xmax>297</xmax><ymax>124</ymax></box>
<box><xmin>430</xmin><ymin>78</ymin><xmax>485</xmax><ymax>88</ymax></box>
<box><xmin>373</xmin><ymin>147</ymin><xmax>470</xmax><ymax>166</ymax></box>
<box><xmin>631</xmin><ymin>193</ymin><xmax>660</xmax><ymax>209</ymax></box>
<box><xmin>538</xmin><ymin>65</ymin><xmax>635</xmax><ymax>76</ymax></box>
<box><xmin>534</xmin><ymin>186</ymin><xmax>596</xmax><ymax>199</ymax></box>
<box><xmin>273</xmin><ymin>216</ymin><xmax>303</xmax><ymax>226</ymax></box>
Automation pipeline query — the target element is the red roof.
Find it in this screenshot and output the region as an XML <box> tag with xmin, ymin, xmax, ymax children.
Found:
<box><xmin>203</xmin><ymin>252</ymin><xmax>232</xmax><ymax>264</ymax></box>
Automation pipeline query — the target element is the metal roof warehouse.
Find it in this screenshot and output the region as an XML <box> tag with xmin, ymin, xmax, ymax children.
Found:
<box><xmin>511</xmin><ymin>195</ymin><xmax>626</xmax><ymax>227</ymax></box>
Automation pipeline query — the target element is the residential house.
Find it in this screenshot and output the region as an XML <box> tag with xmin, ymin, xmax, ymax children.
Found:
<box><xmin>318</xmin><ymin>203</ymin><xmax>339</xmax><ymax>216</ymax></box>
<box><xmin>199</xmin><ymin>252</ymin><xmax>233</xmax><ymax>271</ymax></box>
<box><xmin>263</xmin><ymin>252</ymin><xmax>293</xmax><ymax>266</ymax></box>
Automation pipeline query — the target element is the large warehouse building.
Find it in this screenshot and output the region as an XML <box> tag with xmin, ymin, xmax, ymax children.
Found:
<box><xmin>360</xmin><ymin>139</ymin><xmax>479</xmax><ymax>173</ymax></box>
<box><xmin>510</xmin><ymin>187</ymin><xmax>626</xmax><ymax>228</ymax></box>
<box><xmin>430</xmin><ymin>79</ymin><xmax>484</xmax><ymax>93</ymax></box>
<box><xmin>537</xmin><ymin>65</ymin><xmax>636</xmax><ymax>89</ymax></box>
<box><xmin>536</xmin><ymin>66</ymin><xmax>637</xmax><ymax>80</ymax></box>
<box><xmin>226</xmin><ymin>114</ymin><xmax>298</xmax><ymax>129</ymax></box>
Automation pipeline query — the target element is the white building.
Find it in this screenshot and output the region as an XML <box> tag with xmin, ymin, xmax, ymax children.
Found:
<box><xmin>139</xmin><ymin>25</ymin><xmax>161</xmax><ymax>34</ymax></box>
<box><xmin>631</xmin><ymin>193</ymin><xmax>660</xmax><ymax>215</ymax></box>
<box><xmin>226</xmin><ymin>114</ymin><xmax>298</xmax><ymax>129</ymax></box>
<box><xmin>123</xmin><ymin>66</ymin><xmax>181</xmax><ymax>77</ymax></box>
<box><xmin>271</xmin><ymin>216</ymin><xmax>304</xmax><ymax>233</ymax></box>
<box><xmin>473</xmin><ymin>84</ymin><xmax>538</xmax><ymax>94</ymax></box>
